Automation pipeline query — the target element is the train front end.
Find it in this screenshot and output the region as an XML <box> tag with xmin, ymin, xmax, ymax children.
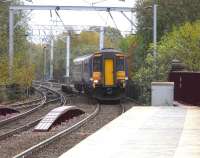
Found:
<box><xmin>91</xmin><ymin>49</ymin><xmax>128</xmax><ymax>101</ymax></box>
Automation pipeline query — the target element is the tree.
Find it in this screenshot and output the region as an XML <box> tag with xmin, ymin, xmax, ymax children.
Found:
<box><xmin>134</xmin><ymin>20</ymin><xmax>200</xmax><ymax>103</ymax></box>
<box><xmin>119</xmin><ymin>35</ymin><xmax>137</xmax><ymax>76</ymax></box>
<box><xmin>29</xmin><ymin>43</ymin><xmax>45</xmax><ymax>80</ymax></box>
<box><xmin>0</xmin><ymin>0</ymin><xmax>34</xmax><ymax>88</ymax></box>
<box><xmin>157</xmin><ymin>21</ymin><xmax>200</xmax><ymax>71</ymax></box>
<box><xmin>13</xmin><ymin>52</ymin><xmax>35</xmax><ymax>87</ymax></box>
<box><xmin>0</xmin><ymin>56</ymin><xmax>9</xmax><ymax>85</ymax></box>
<box><xmin>134</xmin><ymin>0</ymin><xmax>200</xmax><ymax>72</ymax></box>
<box><xmin>136</xmin><ymin>0</ymin><xmax>200</xmax><ymax>44</ymax></box>
<box><xmin>0</xmin><ymin>0</ymin><xmax>28</xmax><ymax>55</ymax></box>
<box><xmin>105</xmin><ymin>27</ymin><xmax>123</xmax><ymax>49</ymax></box>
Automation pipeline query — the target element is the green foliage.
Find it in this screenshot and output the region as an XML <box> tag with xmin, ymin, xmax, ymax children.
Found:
<box><xmin>157</xmin><ymin>21</ymin><xmax>200</xmax><ymax>71</ymax></box>
<box><xmin>0</xmin><ymin>0</ymin><xmax>34</xmax><ymax>89</ymax></box>
<box><xmin>29</xmin><ymin>43</ymin><xmax>44</xmax><ymax>80</ymax></box>
<box><xmin>134</xmin><ymin>21</ymin><xmax>200</xmax><ymax>104</ymax></box>
<box><xmin>119</xmin><ymin>35</ymin><xmax>136</xmax><ymax>53</ymax></box>
<box><xmin>134</xmin><ymin>54</ymin><xmax>166</xmax><ymax>103</ymax></box>
<box><xmin>0</xmin><ymin>53</ymin><xmax>35</xmax><ymax>87</ymax></box>
<box><xmin>134</xmin><ymin>0</ymin><xmax>200</xmax><ymax>73</ymax></box>
<box><xmin>13</xmin><ymin>53</ymin><xmax>35</xmax><ymax>87</ymax></box>
<box><xmin>0</xmin><ymin>0</ymin><xmax>28</xmax><ymax>56</ymax></box>
<box><xmin>0</xmin><ymin>55</ymin><xmax>9</xmax><ymax>85</ymax></box>
<box><xmin>105</xmin><ymin>27</ymin><xmax>123</xmax><ymax>49</ymax></box>
<box><xmin>119</xmin><ymin>35</ymin><xmax>138</xmax><ymax>77</ymax></box>
<box><xmin>136</xmin><ymin>0</ymin><xmax>200</xmax><ymax>43</ymax></box>
<box><xmin>128</xmin><ymin>0</ymin><xmax>200</xmax><ymax>103</ymax></box>
<box><xmin>72</xmin><ymin>31</ymin><xmax>100</xmax><ymax>58</ymax></box>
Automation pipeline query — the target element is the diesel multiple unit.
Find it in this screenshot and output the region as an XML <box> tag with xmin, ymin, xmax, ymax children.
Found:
<box><xmin>72</xmin><ymin>48</ymin><xmax>128</xmax><ymax>100</ymax></box>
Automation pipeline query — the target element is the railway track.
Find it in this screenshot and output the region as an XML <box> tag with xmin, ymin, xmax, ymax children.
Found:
<box><xmin>13</xmin><ymin>103</ymin><xmax>100</xmax><ymax>158</ymax></box>
<box><xmin>0</xmin><ymin>88</ymin><xmax>44</xmax><ymax>121</ymax></box>
<box><xmin>0</xmin><ymin>80</ymin><xmax>135</xmax><ymax>158</ymax></box>
<box><xmin>12</xmin><ymin>99</ymin><xmax>126</xmax><ymax>158</ymax></box>
<box><xmin>0</xmin><ymin>87</ymin><xmax>47</xmax><ymax>127</ymax></box>
<box><xmin>8</xmin><ymin>88</ymin><xmax>44</xmax><ymax>108</ymax></box>
<box><xmin>0</xmin><ymin>85</ymin><xmax>64</xmax><ymax>141</ymax></box>
<box><xmin>0</xmin><ymin>83</ymin><xmax>91</xmax><ymax>158</ymax></box>
<box><xmin>0</xmin><ymin>96</ymin><xmax>96</xmax><ymax>158</ymax></box>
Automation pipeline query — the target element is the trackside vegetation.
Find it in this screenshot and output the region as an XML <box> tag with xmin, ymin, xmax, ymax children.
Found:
<box><xmin>133</xmin><ymin>21</ymin><xmax>200</xmax><ymax>103</ymax></box>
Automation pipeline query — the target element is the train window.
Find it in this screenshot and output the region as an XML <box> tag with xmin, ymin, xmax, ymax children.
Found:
<box><xmin>116</xmin><ymin>56</ymin><xmax>124</xmax><ymax>71</ymax></box>
<box><xmin>93</xmin><ymin>56</ymin><xmax>102</xmax><ymax>72</ymax></box>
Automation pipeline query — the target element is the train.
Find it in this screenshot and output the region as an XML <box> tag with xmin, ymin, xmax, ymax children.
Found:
<box><xmin>71</xmin><ymin>48</ymin><xmax>128</xmax><ymax>101</ymax></box>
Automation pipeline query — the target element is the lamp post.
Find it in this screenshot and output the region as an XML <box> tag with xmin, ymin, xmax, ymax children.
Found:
<box><xmin>153</xmin><ymin>0</ymin><xmax>157</xmax><ymax>58</ymax></box>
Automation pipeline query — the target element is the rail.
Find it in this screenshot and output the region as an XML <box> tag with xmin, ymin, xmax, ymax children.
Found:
<box><xmin>13</xmin><ymin>104</ymin><xmax>100</xmax><ymax>158</ymax></box>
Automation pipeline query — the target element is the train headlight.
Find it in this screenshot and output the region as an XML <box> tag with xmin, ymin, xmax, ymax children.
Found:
<box><xmin>94</xmin><ymin>80</ymin><xmax>99</xmax><ymax>83</ymax></box>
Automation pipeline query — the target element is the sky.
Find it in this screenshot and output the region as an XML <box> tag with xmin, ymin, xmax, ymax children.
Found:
<box><xmin>22</xmin><ymin>0</ymin><xmax>137</xmax><ymax>41</ymax></box>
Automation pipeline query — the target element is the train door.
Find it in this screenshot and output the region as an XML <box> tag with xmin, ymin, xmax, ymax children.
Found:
<box><xmin>104</xmin><ymin>59</ymin><xmax>114</xmax><ymax>86</ymax></box>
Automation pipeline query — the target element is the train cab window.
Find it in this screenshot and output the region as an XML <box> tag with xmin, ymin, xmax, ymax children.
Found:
<box><xmin>116</xmin><ymin>56</ymin><xmax>125</xmax><ymax>71</ymax></box>
<box><xmin>93</xmin><ymin>56</ymin><xmax>102</xmax><ymax>72</ymax></box>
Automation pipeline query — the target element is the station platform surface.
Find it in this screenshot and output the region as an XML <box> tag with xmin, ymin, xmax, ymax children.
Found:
<box><xmin>59</xmin><ymin>105</ymin><xmax>200</xmax><ymax>158</ymax></box>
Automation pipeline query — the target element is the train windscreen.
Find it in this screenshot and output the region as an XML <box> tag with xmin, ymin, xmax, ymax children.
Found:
<box><xmin>116</xmin><ymin>56</ymin><xmax>124</xmax><ymax>71</ymax></box>
<box><xmin>93</xmin><ymin>56</ymin><xmax>102</xmax><ymax>72</ymax></box>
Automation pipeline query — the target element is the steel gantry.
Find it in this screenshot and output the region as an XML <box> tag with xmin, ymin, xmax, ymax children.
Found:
<box><xmin>8</xmin><ymin>5</ymin><xmax>135</xmax><ymax>79</ymax></box>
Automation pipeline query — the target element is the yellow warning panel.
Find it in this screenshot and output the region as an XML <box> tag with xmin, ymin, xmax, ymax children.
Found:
<box><xmin>105</xmin><ymin>59</ymin><xmax>114</xmax><ymax>86</ymax></box>
<box><xmin>117</xmin><ymin>71</ymin><xmax>125</xmax><ymax>80</ymax></box>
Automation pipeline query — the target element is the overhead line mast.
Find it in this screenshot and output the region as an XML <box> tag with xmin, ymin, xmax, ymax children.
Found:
<box><xmin>10</xmin><ymin>5</ymin><xmax>134</xmax><ymax>12</ymax></box>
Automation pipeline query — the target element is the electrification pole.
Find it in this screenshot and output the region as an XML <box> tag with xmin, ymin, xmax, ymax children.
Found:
<box><xmin>8</xmin><ymin>9</ymin><xmax>14</xmax><ymax>80</ymax></box>
<box><xmin>50</xmin><ymin>39</ymin><xmax>54</xmax><ymax>80</ymax></box>
<box><xmin>153</xmin><ymin>0</ymin><xmax>157</xmax><ymax>57</ymax></box>
<box><xmin>43</xmin><ymin>45</ymin><xmax>47</xmax><ymax>80</ymax></box>
<box><xmin>65</xmin><ymin>34</ymin><xmax>70</xmax><ymax>82</ymax></box>
<box><xmin>99</xmin><ymin>26</ymin><xmax>104</xmax><ymax>50</ymax></box>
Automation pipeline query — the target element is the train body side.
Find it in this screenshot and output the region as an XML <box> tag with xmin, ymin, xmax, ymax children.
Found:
<box><xmin>72</xmin><ymin>54</ymin><xmax>93</xmax><ymax>92</ymax></box>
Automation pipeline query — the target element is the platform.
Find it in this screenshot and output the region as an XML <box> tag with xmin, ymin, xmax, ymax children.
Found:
<box><xmin>59</xmin><ymin>105</ymin><xmax>200</xmax><ymax>158</ymax></box>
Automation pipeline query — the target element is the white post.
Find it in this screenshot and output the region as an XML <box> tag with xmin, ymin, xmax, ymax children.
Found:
<box><xmin>43</xmin><ymin>46</ymin><xmax>47</xmax><ymax>80</ymax></box>
<box><xmin>99</xmin><ymin>26</ymin><xmax>104</xmax><ymax>50</ymax></box>
<box><xmin>50</xmin><ymin>39</ymin><xmax>54</xmax><ymax>80</ymax></box>
<box><xmin>9</xmin><ymin>9</ymin><xmax>14</xmax><ymax>80</ymax></box>
<box><xmin>66</xmin><ymin>35</ymin><xmax>70</xmax><ymax>78</ymax></box>
<box><xmin>131</xmin><ymin>11</ymin><xmax>134</xmax><ymax>33</ymax></box>
<box><xmin>153</xmin><ymin>2</ymin><xmax>157</xmax><ymax>57</ymax></box>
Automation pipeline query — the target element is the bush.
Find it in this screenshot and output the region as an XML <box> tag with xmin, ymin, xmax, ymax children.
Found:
<box><xmin>133</xmin><ymin>20</ymin><xmax>200</xmax><ymax>104</ymax></box>
<box><xmin>0</xmin><ymin>53</ymin><xmax>35</xmax><ymax>101</ymax></box>
<box><xmin>133</xmin><ymin>54</ymin><xmax>166</xmax><ymax>104</ymax></box>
